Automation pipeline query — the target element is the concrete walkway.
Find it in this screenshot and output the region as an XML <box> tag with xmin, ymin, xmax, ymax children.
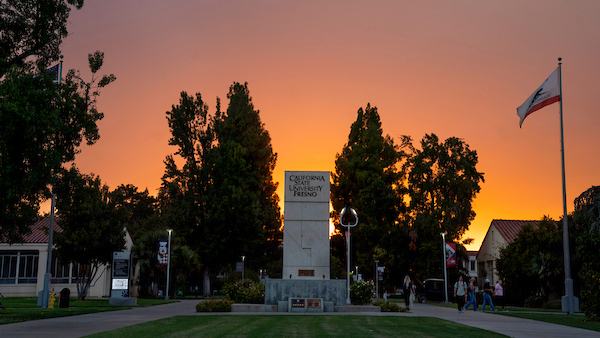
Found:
<box><xmin>0</xmin><ymin>301</ymin><xmax>598</xmax><ymax>337</ymax></box>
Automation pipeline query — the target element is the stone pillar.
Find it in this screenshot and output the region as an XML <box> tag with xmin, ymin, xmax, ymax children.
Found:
<box><xmin>282</xmin><ymin>171</ymin><xmax>330</xmax><ymax>280</ymax></box>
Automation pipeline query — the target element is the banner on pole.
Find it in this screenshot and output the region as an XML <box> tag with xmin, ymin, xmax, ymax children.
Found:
<box><xmin>158</xmin><ymin>239</ymin><xmax>169</xmax><ymax>265</ymax></box>
<box><xmin>445</xmin><ymin>242</ymin><xmax>457</xmax><ymax>268</ymax></box>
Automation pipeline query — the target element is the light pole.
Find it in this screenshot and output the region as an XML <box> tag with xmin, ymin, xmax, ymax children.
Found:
<box><xmin>241</xmin><ymin>256</ymin><xmax>246</xmax><ymax>281</ymax></box>
<box><xmin>441</xmin><ymin>232</ymin><xmax>449</xmax><ymax>305</ymax></box>
<box><xmin>165</xmin><ymin>229</ymin><xmax>173</xmax><ymax>301</ymax></box>
<box><xmin>340</xmin><ymin>207</ymin><xmax>358</xmax><ymax>305</ymax></box>
<box><xmin>375</xmin><ymin>260</ymin><xmax>379</xmax><ymax>302</ymax></box>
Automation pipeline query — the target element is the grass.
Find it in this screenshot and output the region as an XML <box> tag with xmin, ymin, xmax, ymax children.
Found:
<box><xmin>0</xmin><ymin>297</ymin><xmax>176</xmax><ymax>325</ymax></box>
<box><xmin>493</xmin><ymin>312</ymin><xmax>600</xmax><ymax>332</ymax></box>
<box><xmin>86</xmin><ymin>315</ymin><xmax>510</xmax><ymax>338</ymax></box>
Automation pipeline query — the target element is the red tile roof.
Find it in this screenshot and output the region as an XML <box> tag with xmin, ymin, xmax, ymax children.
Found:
<box><xmin>2</xmin><ymin>217</ymin><xmax>63</xmax><ymax>244</ymax></box>
<box><xmin>491</xmin><ymin>219</ymin><xmax>540</xmax><ymax>244</ymax></box>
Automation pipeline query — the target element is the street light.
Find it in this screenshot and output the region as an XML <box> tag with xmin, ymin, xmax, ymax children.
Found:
<box><xmin>165</xmin><ymin>229</ymin><xmax>173</xmax><ymax>301</ymax></box>
<box><xmin>241</xmin><ymin>255</ymin><xmax>246</xmax><ymax>281</ymax></box>
<box><xmin>375</xmin><ymin>260</ymin><xmax>379</xmax><ymax>302</ymax></box>
<box><xmin>340</xmin><ymin>207</ymin><xmax>358</xmax><ymax>305</ymax></box>
<box><xmin>441</xmin><ymin>231</ymin><xmax>449</xmax><ymax>305</ymax></box>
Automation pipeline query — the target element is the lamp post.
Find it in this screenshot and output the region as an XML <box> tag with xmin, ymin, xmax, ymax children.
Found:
<box><xmin>375</xmin><ymin>260</ymin><xmax>379</xmax><ymax>302</ymax></box>
<box><xmin>340</xmin><ymin>207</ymin><xmax>358</xmax><ymax>305</ymax></box>
<box><xmin>165</xmin><ymin>229</ymin><xmax>173</xmax><ymax>301</ymax></box>
<box><xmin>441</xmin><ymin>231</ymin><xmax>449</xmax><ymax>305</ymax></box>
<box><xmin>242</xmin><ymin>255</ymin><xmax>246</xmax><ymax>281</ymax></box>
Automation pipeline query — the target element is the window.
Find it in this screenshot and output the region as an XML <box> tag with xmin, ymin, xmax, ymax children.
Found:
<box><xmin>470</xmin><ymin>260</ymin><xmax>476</xmax><ymax>272</ymax></box>
<box><xmin>0</xmin><ymin>251</ymin><xmax>39</xmax><ymax>284</ymax></box>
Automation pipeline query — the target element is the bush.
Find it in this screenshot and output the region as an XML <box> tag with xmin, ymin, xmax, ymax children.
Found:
<box><xmin>350</xmin><ymin>280</ymin><xmax>374</xmax><ymax>305</ymax></box>
<box><xmin>222</xmin><ymin>279</ymin><xmax>265</xmax><ymax>304</ymax></box>
<box><xmin>524</xmin><ymin>295</ymin><xmax>545</xmax><ymax>308</ymax></box>
<box><xmin>581</xmin><ymin>271</ymin><xmax>600</xmax><ymax>320</ymax></box>
<box><xmin>374</xmin><ymin>301</ymin><xmax>407</xmax><ymax>312</ymax></box>
<box><xmin>196</xmin><ymin>299</ymin><xmax>233</xmax><ymax>312</ymax></box>
<box><xmin>541</xmin><ymin>299</ymin><xmax>562</xmax><ymax>309</ymax></box>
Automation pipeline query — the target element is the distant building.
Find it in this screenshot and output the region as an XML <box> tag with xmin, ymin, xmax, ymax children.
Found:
<box><xmin>463</xmin><ymin>251</ymin><xmax>478</xmax><ymax>281</ymax></box>
<box><xmin>0</xmin><ymin>217</ymin><xmax>133</xmax><ymax>298</ymax></box>
<box><xmin>476</xmin><ymin>219</ymin><xmax>541</xmax><ymax>285</ymax></box>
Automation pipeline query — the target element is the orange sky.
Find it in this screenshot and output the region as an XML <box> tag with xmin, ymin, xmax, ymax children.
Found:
<box><xmin>52</xmin><ymin>1</ymin><xmax>600</xmax><ymax>250</ymax></box>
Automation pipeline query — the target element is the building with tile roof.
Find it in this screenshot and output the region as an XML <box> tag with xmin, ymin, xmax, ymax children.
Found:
<box><xmin>0</xmin><ymin>217</ymin><xmax>133</xmax><ymax>298</ymax></box>
<box><xmin>476</xmin><ymin>219</ymin><xmax>541</xmax><ymax>285</ymax></box>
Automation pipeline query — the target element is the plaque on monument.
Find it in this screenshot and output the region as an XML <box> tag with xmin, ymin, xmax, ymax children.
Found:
<box><xmin>307</xmin><ymin>299</ymin><xmax>321</xmax><ymax>309</ymax></box>
<box><xmin>298</xmin><ymin>269</ymin><xmax>315</xmax><ymax>277</ymax></box>
<box><xmin>291</xmin><ymin>298</ymin><xmax>305</xmax><ymax>308</ymax></box>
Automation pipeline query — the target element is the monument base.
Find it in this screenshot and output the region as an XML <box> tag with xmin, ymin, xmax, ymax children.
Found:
<box><xmin>265</xmin><ymin>278</ymin><xmax>346</xmax><ymax>311</ymax></box>
<box><xmin>109</xmin><ymin>297</ymin><xmax>137</xmax><ymax>306</ymax></box>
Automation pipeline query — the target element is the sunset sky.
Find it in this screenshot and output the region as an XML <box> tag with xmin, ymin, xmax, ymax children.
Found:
<box><xmin>55</xmin><ymin>0</ymin><xmax>600</xmax><ymax>250</ymax></box>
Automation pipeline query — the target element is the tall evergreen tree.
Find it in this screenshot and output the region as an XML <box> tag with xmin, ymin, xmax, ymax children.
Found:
<box><xmin>208</xmin><ymin>82</ymin><xmax>281</xmax><ymax>278</ymax></box>
<box><xmin>159</xmin><ymin>91</ymin><xmax>212</xmax><ymax>293</ymax></box>
<box><xmin>160</xmin><ymin>83</ymin><xmax>281</xmax><ymax>296</ymax></box>
<box><xmin>331</xmin><ymin>104</ymin><xmax>406</xmax><ymax>281</ymax></box>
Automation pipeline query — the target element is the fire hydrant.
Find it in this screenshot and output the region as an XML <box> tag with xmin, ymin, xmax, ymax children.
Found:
<box><xmin>49</xmin><ymin>292</ymin><xmax>56</xmax><ymax>308</ymax></box>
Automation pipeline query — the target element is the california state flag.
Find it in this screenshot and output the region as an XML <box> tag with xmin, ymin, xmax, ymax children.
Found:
<box><xmin>517</xmin><ymin>67</ymin><xmax>561</xmax><ymax>127</ymax></box>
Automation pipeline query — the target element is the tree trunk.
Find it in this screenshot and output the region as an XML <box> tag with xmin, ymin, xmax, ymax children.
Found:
<box><xmin>203</xmin><ymin>268</ymin><xmax>211</xmax><ymax>297</ymax></box>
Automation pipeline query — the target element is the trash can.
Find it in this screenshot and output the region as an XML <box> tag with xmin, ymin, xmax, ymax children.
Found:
<box><xmin>58</xmin><ymin>288</ymin><xmax>70</xmax><ymax>308</ymax></box>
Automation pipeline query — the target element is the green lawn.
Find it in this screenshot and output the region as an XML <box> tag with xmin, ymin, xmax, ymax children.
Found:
<box><xmin>85</xmin><ymin>315</ymin><xmax>509</xmax><ymax>338</ymax></box>
<box><xmin>493</xmin><ymin>312</ymin><xmax>600</xmax><ymax>332</ymax></box>
<box><xmin>0</xmin><ymin>297</ymin><xmax>175</xmax><ymax>325</ymax></box>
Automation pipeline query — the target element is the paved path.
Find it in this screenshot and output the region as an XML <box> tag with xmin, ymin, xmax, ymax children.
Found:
<box><xmin>0</xmin><ymin>301</ymin><xmax>598</xmax><ymax>337</ymax></box>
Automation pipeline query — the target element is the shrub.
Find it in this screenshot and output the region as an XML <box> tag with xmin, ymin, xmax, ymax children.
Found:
<box><xmin>541</xmin><ymin>299</ymin><xmax>562</xmax><ymax>309</ymax></box>
<box><xmin>222</xmin><ymin>279</ymin><xmax>265</xmax><ymax>304</ymax></box>
<box><xmin>350</xmin><ymin>279</ymin><xmax>374</xmax><ymax>305</ymax></box>
<box><xmin>196</xmin><ymin>299</ymin><xmax>233</xmax><ymax>312</ymax></box>
<box><xmin>581</xmin><ymin>271</ymin><xmax>600</xmax><ymax>320</ymax></box>
<box><xmin>524</xmin><ymin>295</ymin><xmax>545</xmax><ymax>308</ymax></box>
<box><xmin>374</xmin><ymin>301</ymin><xmax>407</xmax><ymax>312</ymax></box>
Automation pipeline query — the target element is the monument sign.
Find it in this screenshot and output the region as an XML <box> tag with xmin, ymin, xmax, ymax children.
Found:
<box><xmin>282</xmin><ymin>171</ymin><xmax>330</xmax><ymax>280</ymax></box>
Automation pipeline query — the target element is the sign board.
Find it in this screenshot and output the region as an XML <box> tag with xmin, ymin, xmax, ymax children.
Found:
<box><xmin>284</xmin><ymin>171</ymin><xmax>329</xmax><ymax>202</ymax></box>
<box><xmin>112</xmin><ymin>278</ymin><xmax>128</xmax><ymax>290</ymax></box>
<box><xmin>445</xmin><ymin>242</ymin><xmax>457</xmax><ymax>268</ymax></box>
<box><xmin>111</xmin><ymin>252</ymin><xmax>130</xmax><ymax>298</ymax></box>
<box><xmin>236</xmin><ymin>262</ymin><xmax>243</xmax><ymax>272</ymax></box>
<box><xmin>377</xmin><ymin>266</ymin><xmax>384</xmax><ymax>281</ymax></box>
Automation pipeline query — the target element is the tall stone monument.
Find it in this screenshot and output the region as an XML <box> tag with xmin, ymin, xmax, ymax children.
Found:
<box><xmin>264</xmin><ymin>170</ymin><xmax>345</xmax><ymax>311</ymax></box>
<box><xmin>282</xmin><ymin>171</ymin><xmax>330</xmax><ymax>280</ymax></box>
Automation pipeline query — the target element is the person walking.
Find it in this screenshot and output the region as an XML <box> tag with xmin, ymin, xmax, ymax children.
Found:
<box><xmin>482</xmin><ymin>278</ymin><xmax>496</xmax><ymax>311</ymax></box>
<box><xmin>494</xmin><ymin>279</ymin><xmax>505</xmax><ymax>311</ymax></box>
<box><xmin>464</xmin><ymin>277</ymin><xmax>478</xmax><ymax>311</ymax></box>
<box><xmin>409</xmin><ymin>282</ymin><xmax>416</xmax><ymax>308</ymax></box>
<box><xmin>453</xmin><ymin>275</ymin><xmax>467</xmax><ymax>313</ymax></box>
<box><xmin>403</xmin><ymin>275</ymin><xmax>412</xmax><ymax>308</ymax></box>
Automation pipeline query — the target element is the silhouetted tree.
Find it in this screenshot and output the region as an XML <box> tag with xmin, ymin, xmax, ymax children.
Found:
<box><xmin>403</xmin><ymin>134</ymin><xmax>484</xmax><ymax>278</ymax></box>
<box><xmin>54</xmin><ymin>166</ymin><xmax>126</xmax><ymax>300</ymax></box>
<box><xmin>331</xmin><ymin>104</ymin><xmax>407</xmax><ymax>282</ymax></box>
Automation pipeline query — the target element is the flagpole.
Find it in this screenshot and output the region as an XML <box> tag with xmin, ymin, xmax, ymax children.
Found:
<box><xmin>558</xmin><ymin>57</ymin><xmax>576</xmax><ymax>315</ymax></box>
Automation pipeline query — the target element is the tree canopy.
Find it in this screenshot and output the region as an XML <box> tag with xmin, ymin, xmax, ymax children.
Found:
<box><xmin>158</xmin><ymin>82</ymin><xmax>282</xmax><ymax>296</ymax></box>
<box><xmin>331</xmin><ymin>104</ymin><xmax>407</xmax><ymax>280</ymax></box>
<box><xmin>0</xmin><ymin>0</ymin><xmax>84</xmax><ymax>77</ymax></box>
<box><xmin>403</xmin><ymin>133</ymin><xmax>484</xmax><ymax>278</ymax></box>
<box><xmin>54</xmin><ymin>166</ymin><xmax>126</xmax><ymax>300</ymax></box>
<box><xmin>0</xmin><ymin>0</ymin><xmax>114</xmax><ymax>242</ymax></box>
